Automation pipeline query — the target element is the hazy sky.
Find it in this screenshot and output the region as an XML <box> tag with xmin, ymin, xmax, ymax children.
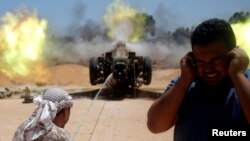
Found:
<box><xmin>1</xmin><ymin>0</ymin><xmax>250</xmax><ymax>33</ymax></box>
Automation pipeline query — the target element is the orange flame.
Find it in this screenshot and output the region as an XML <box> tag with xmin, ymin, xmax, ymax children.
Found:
<box><xmin>0</xmin><ymin>8</ymin><xmax>48</xmax><ymax>82</ymax></box>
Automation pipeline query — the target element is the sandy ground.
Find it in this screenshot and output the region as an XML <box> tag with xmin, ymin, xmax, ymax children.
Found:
<box><xmin>0</xmin><ymin>64</ymin><xmax>180</xmax><ymax>141</ymax></box>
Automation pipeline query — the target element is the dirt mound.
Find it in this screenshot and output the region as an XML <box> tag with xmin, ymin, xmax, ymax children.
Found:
<box><xmin>0</xmin><ymin>64</ymin><xmax>180</xmax><ymax>89</ymax></box>
<box><xmin>141</xmin><ymin>68</ymin><xmax>180</xmax><ymax>91</ymax></box>
<box><xmin>0</xmin><ymin>64</ymin><xmax>91</xmax><ymax>87</ymax></box>
<box><xmin>47</xmin><ymin>64</ymin><xmax>90</xmax><ymax>86</ymax></box>
<box><xmin>0</xmin><ymin>72</ymin><xmax>14</xmax><ymax>86</ymax></box>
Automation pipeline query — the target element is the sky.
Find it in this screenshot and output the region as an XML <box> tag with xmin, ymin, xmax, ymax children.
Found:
<box><xmin>1</xmin><ymin>0</ymin><xmax>250</xmax><ymax>34</ymax></box>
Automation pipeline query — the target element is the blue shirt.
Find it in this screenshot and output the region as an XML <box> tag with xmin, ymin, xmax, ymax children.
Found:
<box><xmin>166</xmin><ymin>70</ymin><xmax>250</xmax><ymax>141</ymax></box>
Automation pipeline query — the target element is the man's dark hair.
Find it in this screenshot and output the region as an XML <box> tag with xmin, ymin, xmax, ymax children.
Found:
<box><xmin>191</xmin><ymin>18</ymin><xmax>236</xmax><ymax>50</ymax></box>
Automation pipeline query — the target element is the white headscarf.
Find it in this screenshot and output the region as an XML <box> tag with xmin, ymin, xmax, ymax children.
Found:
<box><xmin>23</xmin><ymin>88</ymin><xmax>73</xmax><ymax>141</ymax></box>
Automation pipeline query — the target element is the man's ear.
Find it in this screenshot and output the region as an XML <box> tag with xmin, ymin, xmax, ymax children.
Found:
<box><xmin>56</xmin><ymin>109</ymin><xmax>65</xmax><ymax>117</ymax></box>
<box><xmin>61</xmin><ymin>109</ymin><xmax>66</xmax><ymax>117</ymax></box>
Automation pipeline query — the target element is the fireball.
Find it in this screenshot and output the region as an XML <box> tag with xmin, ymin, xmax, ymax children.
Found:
<box><xmin>0</xmin><ymin>8</ymin><xmax>47</xmax><ymax>79</ymax></box>
<box><xmin>103</xmin><ymin>0</ymin><xmax>147</xmax><ymax>42</ymax></box>
<box><xmin>231</xmin><ymin>19</ymin><xmax>250</xmax><ymax>60</ymax></box>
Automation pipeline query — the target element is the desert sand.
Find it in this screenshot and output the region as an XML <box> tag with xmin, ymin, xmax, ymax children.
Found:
<box><xmin>0</xmin><ymin>64</ymin><xmax>180</xmax><ymax>141</ymax></box>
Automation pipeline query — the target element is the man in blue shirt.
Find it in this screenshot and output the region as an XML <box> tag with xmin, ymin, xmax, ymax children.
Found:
<box><xmin>147</xmin><ymin>18</ymin><xmax>250</xmax><ymax>141</ymax></box>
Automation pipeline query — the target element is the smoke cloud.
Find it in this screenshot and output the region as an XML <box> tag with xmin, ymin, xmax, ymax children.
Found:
<box><xmin>43</xmin><ymin>0</ymin><xmax>192</xmax><ymax>69</ymax></box>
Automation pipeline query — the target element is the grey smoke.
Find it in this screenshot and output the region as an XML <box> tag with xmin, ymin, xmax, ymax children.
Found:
<box><xmin>44</xmin><ymin>2</ymin><xmax>192</xmax><ymax>69</ymax></box>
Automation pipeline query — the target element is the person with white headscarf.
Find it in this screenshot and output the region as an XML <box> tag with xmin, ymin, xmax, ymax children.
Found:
<box><xmin>12</xmin><ymin>87</ymin><xmax>73</xmax><ymax>141</ymax></box>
